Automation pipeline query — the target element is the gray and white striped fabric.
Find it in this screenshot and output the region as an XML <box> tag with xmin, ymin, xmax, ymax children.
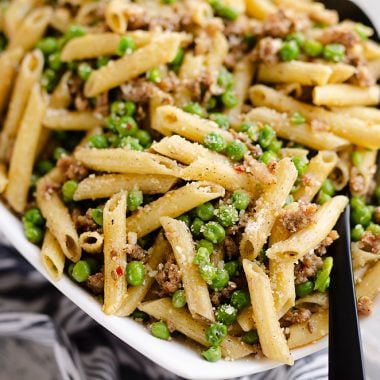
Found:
<box><xmin>0</xmin><ymin>237</ymin><xmax>328</xmax><ymax>380</ymax></box>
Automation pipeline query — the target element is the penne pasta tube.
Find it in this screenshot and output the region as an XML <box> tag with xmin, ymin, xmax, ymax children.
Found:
<box><xmin>287</xmin><ymin>309</ymin><xmax>328</xmax><ymax>349</ymax></box>
<box><xmin>243</xmin><ymin>259</ymin><xmax>293</xmax><ymax>365</ymax></box>
<box><xmin>330</xmin><ymin>106</ymin><xmax>380</xmax><ymax>123</ymax></box>
<box><xmin>154</xmin><ymin>105</ymin><xmax>234</xmax><ymax>143</ymax></box>
<box><xmin>0</xmin><ymin>50</ymin><xmax>44</xmax><ymax>161</ymax></box>
<box><xmin>266</xmin><ymin>195</ymin><xmax>348</xmax><ymax>262</ymax></box>
<box><xmin>249</xmin><ymin>85</ymin><xmax>380</xmax><ymax>149</ymax></box>
<box><xmin>36</xmin><ymin>169</ymin><xmax>81</xmax><ymax>263</ymax></box>
<box><xmin>363</xmin><ymin>40</ymin><xmax>380</xmax><ymax>61</ymax></box>
<box><xmin>0</xmin><ymin>47</ymin><xmax>24</xmax><ymax>117</ymax></box>
<box><xmin>312</xmin><ymin>84</ymin><xmax>380</xmax><ymax>107</ymax></box>
<box><xmin>356</xmin><ymin>261</ymin><xmax>380</xmax><ymax>301</ymax></box>
<box><xmin>50</xmin><ymin>72</ymin><xmax>72</xmax><ymax>109</ymax></box>
<box><xmin>245</xmin><ymin>0</ymin><xmax>277</xmax><ymax>20</ymax></box>
<box><xmin>237</xmin><ymin>306</ymin><xmax>255</xmax><ymax>332</ymax></box>
<box><xmin>79</xmin><ymin>231</ymin><xmax>104</xmax><ymax>254</ymax></box>
<box><xmin>0</xmin><ymin>163</ymin><xmax>7</xmax><ymax>194</ymax></box>
<box><xmin>204</xmin><ymin>31</ymin><xmax>228</xmax><ymax>73</ymax></box>
<box><xmin>84</xmin><ymin>34</ymin><xmax>181</xmax><ymax>97</ymax></box>
<box><xmin>293</xmin><ymin>151</ymin><xmax>338</xmax><ymax>203</ymax></box>
<box><xmin>161</xmin><ymin>217</ymin><xmax>214</xmax><ymax>321</ymax></box>
<box><xmin>105</xmin><ymin>0</ymin><xmax>128</xmax><ymax>34</ymax></box>
<box><xmin>245</xmin><ymin>107</ymin><xmax>350</xmax><ymax>151</ymax></box>
<box><xmin>257</xmin><ymin>62</ymin><xmax>332</xmax><ymax>86</ymax></box>
<box><xmin>5</xmin><ymin>84</ymin><xmax>47</xmax><ymax>213</ymax></box>
<box><xmin>125</xmin><ymin>182</ymin><xmax>225</xmax><ymax>238</ymax></box>
<box><xmin>351</xmin><ymin>242</ymin><xmax>380</xmax><ymax>270</ymax></box>
<box><xmin>50</xmin><ymin>7</ymin><xmax>71</xmax><ymax>33</ymax></box>
<box><xmin>43</xmin><ymin>108</ymin><xmax>105</xmax><ymax>130</ymax></box>
<box><xmin>180</xmin><ymin>157</ymin><xmax>262</xmax><ymax>196</ymax></box>
<box><xmin>187</xmin><ymin>0</ymin><xmax>213</xmax><ymax>26</ymax></box>
<box><xmin>295</xmin><ymin>292</ymin><xmax>329</xmax><ymax>310</ymax></box>
<box><xmin>41</xmin><ymin>230</ymin><xmax>66</xmax><ymax>281</ymax></box>
<box><xmin>9</xmin><ymin>7</ymin><xmax>52</xmax><ymax>51</ymax></box>
<box><xmin>73</xmin><ymin>173</ymin><xmax>177</xmax><ymax>201</ymax></box>
<box><xmin>74</xmin><ymin>148</ymin><xmax>180</xmax><ymax>177</ymax></box>
<box><xmin>368</xmin><ymin>58</ymin><xmax>380</xmax><ymax>81</ymax></box>
<box><xmin>103</xmin><ymin>191</ymin><xmax>128</xmax><ymax>315</ymax></box>
<box><xmin>61</xmin><ymin>31</ymin><xmax>162</xmax><ymax>61</ymax></box>
<box><xmin>138</xmin><ymin>298</ymin><xmax>255</xmax><ymax>360</ymax></box>
<box><xmin>115</xmin><ymin>233</ymin><xmax>169</xmax><ymax>317</ymax></box>
<box><xmin>327</xmin><ymin>63</ymin><xmax>356</xmax><ymax>84</ymax></box>
<box><xmin>240</xmin><ymin>158</ymin><xmax>298</xmax><ymax>260</ymax></box>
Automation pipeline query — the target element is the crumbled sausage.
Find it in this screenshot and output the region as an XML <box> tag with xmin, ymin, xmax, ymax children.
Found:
<box><xmin>222</xmin><ymin>236</ymin><xmax>239</xmax><ymax>260</ymax></box>
<box><xmin>294</xmin><ymin>252</ymin><xmax>323</xmax><ymax>284</ymax></box>
<box><xmin>315</xmin><ymin>230</ymin><xmax>339</xmax><ymax>256</ymax></box>
<box><xmin>349</xmin><ymin>65</ymin><xmax>376</xmax><ymax>87</ymax></box>
<box><xmin>71</xmin><ymin>208</ymin><xmax>98</xmax><ymax>233</ymax></box>
<box><xmin>349</xmin><ymin>167</ymin><xmax>365</xmax><ymax>194</ymax></box>
<box><xmin>86</xmin><ymin>272</ymin><xmax>104</xmax><ymax>295</ymax></box>
<box><xmin>279</xmin><ymin>203</ymin><xmax>318</xmax><ymax>233</ymax></box>
<box><xmin>250</xmin><ymin>37</ymin><xmax>282</xmax><ymax>64</ymax></box>
<box><xmin>282</xmin><ymin>308</ymin><xmax>312</xmax><ymax>325</ymax></box>
<box><xmin>359</xmin><ymin>231</ymin><xmax>380</xmax><ymax>254</ymax></box>
<box><xmin>155</xmin><ymin>253</ymin><xmax>182</xmax><ymax>295</ymax></box>
<box><xmin>94</xmin><ymin>92</ymin><xmax>109</xmax><ymax>116</ymax></box>
<box><xmin>121</xmin><ymin>78</ymin><xmax>158</xmax><ymax>103</ymax></box>
<box><xmin>57</xmin><ymin>156</ymin><xmax>89</xmax><ymax>181</ymax></box>
<box><xmin>126</xmin><ymin>243</ymin><xmax>149</xmax><ymax>263</ymax></box>
<box><xmin>373</xmin><ymin>207</ymin><xmax>380</xmax><ymax>224</ymax></box>
<box><xmin>210</xmin><ymin>282</ymin><xmax>237</xmax><ymax>307</ymax></box>
<box><xmin>319</xmin><ymin>25</ymin><xmax>360</xmax><ymax>48</ymax></box>
<box><xmin>357</xmin><ymin>296</ymin><xmax>373</xmax><ymax>316</ymax></box>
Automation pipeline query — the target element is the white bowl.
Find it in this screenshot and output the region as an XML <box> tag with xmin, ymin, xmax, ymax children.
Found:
<box><xmin>1</xmin><ymin>201</ymin><xmax>378</xmax><ymax>380</ymax></box>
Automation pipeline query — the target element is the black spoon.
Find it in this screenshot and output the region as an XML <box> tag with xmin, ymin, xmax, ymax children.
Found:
<box><xmin>318</xmin><ymin>1</ymin><xmax>380</xmax><ymax>379</ymax></box>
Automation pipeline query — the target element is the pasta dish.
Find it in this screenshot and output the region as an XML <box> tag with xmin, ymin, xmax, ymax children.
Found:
<box><xmin>1</xmin><ymin>0</ymin><xmax>380</xmax><ymax>365</ymax></box>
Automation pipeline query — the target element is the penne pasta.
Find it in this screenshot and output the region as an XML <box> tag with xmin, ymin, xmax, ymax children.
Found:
<box><xmin>79</xmin><ymin>231</ymin><xmax>104</xmax><ymax>254</ymax></box>
<box><xmin>49</xmin><ymin>72</ymin><xmax>72</xmax><ymax>109</ymax></box>
<box><xmin>125</xmin><ymin>182</ymin><xmax>225</xmax><ymax>238</ymax></box>
<box><xmin>356</xmin><ymin>261</ymin><xmax>380</xmax><ymax>301</ymax></box>
<box><xmin>245</xmin><ymin>0</ymin><xmax>277</xmax><ymax>19</ymax></box>
<box><xmin>330</xmin><ymin>106</ymin><xmax>380</xmax><ymax>123</ymax></box>
<box><xmin>0</xmin><ymin>163</ymin><xmax>7</xmax><ymax>194</ymax></box>
<box><xmin>237</xmin><ymin>306</ymin><xmax>255</xmax><ymax>332</ymax></box>
<box><xmin>327</xmin><ymin>63</ymin><xmax>356</xmax><ymax>84</ymax></box>
<box><xmin>41</xmin><ymin>230</ymin><xmax>66</xmax><ymax>281</ymax></box>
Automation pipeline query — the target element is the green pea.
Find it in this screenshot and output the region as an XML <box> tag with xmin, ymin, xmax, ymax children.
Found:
<box><xmin>36</xmin><ymin>160</ymin><xmax>54</xmax><ymax>175</ymax></box>
<box><xmin>199</xmin><ymin>263</ymin><xmax>217</xmax><ymax>284</ymax></box>
<box><xmin>354</xmin><ymin>23</ymin><xmax>369</xmax><ymax>40</ymax></box>
<box><xmin>24</xmin><ymin>208</ymin><xmax>44</xmax><ymax>226</ymax></box>
<box><xmin>210</xmin><ymin>113</ymin><xmax>230</xmax><ymax>130</ymax></box>
<box><xmin>195</xmin><ymin>202</ymin><xmax>215</xmax><ymax>221</ymax></box>
<box><xmin>351</xmin><ymin>206</ymin><xmax>372</xmax><ymax>227</ymax></box>
<box><xmin>280</xmin><ymin>40</ymin><xmax>300</xmax><ymax>61</ymax></box>
<box><xmin>116</xmin><ymin>36</ymin><xmax>136</xmax><ymax>56</ymax></box>
<box><xmin>216</xmin><ymin>204</ymin><xmax>239</xmax><ymax>227</ymax></box>
<box><xmin>24</xmin><ymin>223</ymin><xmax>44</xmax><ymax>244</ymax></box>
<box><xmin>151</xmin><ymin>321</ymin><xmax>170</xmax><ymax>340</ymax></box>
<box><xmin>127</xmin><ymin>190</ymin><xmax>143</xmax><ymax>211</ymax></box>
<box><xmin>71</xmin><ymin>260</ymin><xmax>91</xmax><ymax>283</ymax></box>
<box><xmin>290</xmin><ymin>111</ymin><xmax>306</xmax><ymax>125</ymax></box>
<box><xmin>172</xmin><ymin>290</ymin><xmax>187</xmax><ymax>308</ymax></box>
<box><xmin>64</xmin><ymin>25</ymin><xmax>86</xmax><ymax>41</ymax></box>
<box><xmin>221</xmin><ymin>90</ymin><xmax>238</xmax><ymax>108</ymax></box>
<box><xmin>183</xmin><ymin>102</ymin><xmax>205</xmax><ymax>117</ymax></box>
<box><xmin>37</xmin><ymin>37</ymin><xmax>58</xmax><ymax>55</ymax></box>
<box><xmin>231</xmin><ymin>289</ymin><xmax>250</xmax><ymax>310</ymax></box>
<box><xmin>367</xmin><ymin>223</ymin><xmax>380</xmax><ymax>236</ymax></box>
<box><xmin>62</xmin><ymin>180</ymin><xmax>78</xmax><ymax>202</ymax></box>
<box><xmin>211</xmin><ymin>268</ymin><xmax>229</xmax><ymax>290</ymax></box>
<box><xmin>193</xmin><ymin>247</ymin><xmax>211</xmax><ymax>266</ymax></box>
<box><xmin>351</xmin><ymin>151</ymin><xmax>363</xmax><ymax>167</ymax></box>
<box><xmin>41</xmin><ymin>69</ymin><xmax>58</xmax><ymax>93</ymax></box>
<box><xmin>198</xmin><ymin>239</ymin><xmax>214</xmax><ymax>254</ymax></box>
<box><xmin>91</xmin><ymin>208</ymin><xmax>103</xmax><ymax>226</ymax></box>
<box><xmin>177</xmin><ymin>214</ymin><xmax>191</xmax><ymax>227</ymax></box>
<box><xmin>292</xmin><ymin>156</ymin><xmax>308</xmax><ymax>176</ymax></box>
<box><xmin>351</xmin><ymin>224</ymin><xmax>364</xmax><ymax>241</ymax></box>
<box><xmin>124</xmin><ymin>101</ymin><xmax>137</xmax><ymax>116</ymax></box>
<box><xmin>77</xmin><ymin>63</ymin><xmax>92</xmax><ymax>81</ymax></box>
<box><xmin>89</xmin><ymin>134</ymin><xmax>109</xmax><ymax>149</ymax></box>
<box><xmin>116</xmin><ymin>115</ymin><xmax>138</xmax><ymax>136</ymax></box>
<box><xmin>286</xmin><ymin>32</ymin><xmax>305</xmax><ymax>47</ymax></box>
<box><xmin>316</xmin><ymin>191</ymin><xmax>331</xmax><ymax>205</ymax></box>
<box><xmin>225</xmin><ymin>140</ymin><xmax>248</xmax><ymax>161</ymax></box>
<box><xmin>119</xmin><ymin>136</ymin><xmax>143</xmax><ymax>151</ymax></box>
<box><xmin>127</xmin><ymin>261</ymin><xmax>145</xmax><ymax>286</ymax></box>
<box><xmin>217</xmin><ymin>68</ymin><xmax>235</xmax><ymax>89</ymax></box>
<box><xmin>321</xmin><ymin>179</ymin><xmax>335</xmax><ymax>197</ymax></box>
<box><xmin>131</xmin><ymin>310</ymin><xmax>149</xmax><ymax>321</ymax></box>
<box><xmin>205</xmin><ymin>322</ymin><xmax>227</xmax><ymax>345</ymax></box>
<box><xmin>241</xmin><ymin>329</ymin><xmax>259</xmax><ymax>345</ymax></box>
<box><xmin>258</xmin><ymin>124</ymin><xmax>276</xmax><ymax>148</ymax></box>
<box><xmin>203</xmin><ymin>132</ymin><xmax>227</xmax><ymax>152</ymax></box>
<box><xmin>268</xmin><ymin>139</ymin><xmax>283</xmax><ymax>153</ymax></box>
<box><xmin>136</xmin><ymin>129</ymin><xmax>152</xmax><ymax>147</ymax></box>
<box><xmin>295</xmin><ymin>280</ymin><xmax>314</xmax><ymax>298</ymax></box>
<box><xmin>303</xmin><ymin>39</ymin><xmax>323</xmax><ymax>57</ymax></box>
<box><xmin>146</xmin><ymin>67</ymin><xmax>162</xmax><ymax>83</ymax></box>
<box><xmin>111</xmin><ymin>100</ymin><xmax>125</xmax><ymax>115</ymax></box>
<box><xmin>202</xmin><ymin>346</ymin><xmax>222</xmax><ymax>362</ymax></box>
<box><xmin>210</xmin><ymin>0</ymin><xmax>239</xmax><ymax>21</ymax></box>
<box><xmin>206</xmin><ymin>96</ymin><xmax>218</xmax><ymax>111</ymax></box>
<box><xmin>216</xmin><ymin>304</ymin><xmax>237</xmax><ymax>325</ymax></box>
<box><xmin>96</xmin><ymin>56</ymin><xmax>110</xmax><ymax>68</ymax></box>
<box><xmin>323</xmin><ymin>43</ymin><xmax>345</xmax><ymax>62</ymax></box>
<box><xmin>315</xmin><ymin>256</ymin><xmax>333</xmax><ymax>292</ymax></box>
<box><xmin>53</xmin><ymin>147</ymin><xmax>68</xmax><ymax>161</ymax></box>
<box><xmin>162</xmin><ymin>0</ymin><xmax>176</xmax><ymax>3</ymax></box>
<box><xmin>191</xmin><ymin>217</ymin><xmax>205</xmax><ymax>237</ymax></box>
<box><xmin>375</xmin><ymin>186</ymin><xmax>380</xmax><ymax>205</ymax></box>
<box><xmin>224</xmin><ymin>260</ymin><xmax>239</xmax><ymax>277</ymax></box>
<box><xmin>203</xmin><ymin>221</ymin><xmax>225</xmax><ymax>244</ymax></box>
<box><xmin>232</xmin><ymin>191</ymin><xmax>250</xmax><ymax>210</ymax></box>
<box><xmin>260</xmin><ymin>151</ymin><xmax>277</xmax><ymax>164</ymax></box>
<box><xmin>350</xmin><ymin>196</ymin><xmax>365</xmax><ymax>210</ymax></box>
<box><xmin>169</xmin><ymin>48</ymin><xmax>185</xmax><ymax>71</ymax></box>
<box><xmin>239</xmin><ymin>121</ymin><xmax>256</xmax><ymax>133</ymax></box>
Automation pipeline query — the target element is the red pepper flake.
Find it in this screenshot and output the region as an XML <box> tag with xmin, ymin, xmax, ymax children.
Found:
<box><xmin>116</xmin><ymin>266</ymin><xmax>123</xmax><ymax>277</ymax></box>
<box><xmin>235</xmin><ymin>164</ymin><xmax>245</xmax><ymax>173</ymax></box>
